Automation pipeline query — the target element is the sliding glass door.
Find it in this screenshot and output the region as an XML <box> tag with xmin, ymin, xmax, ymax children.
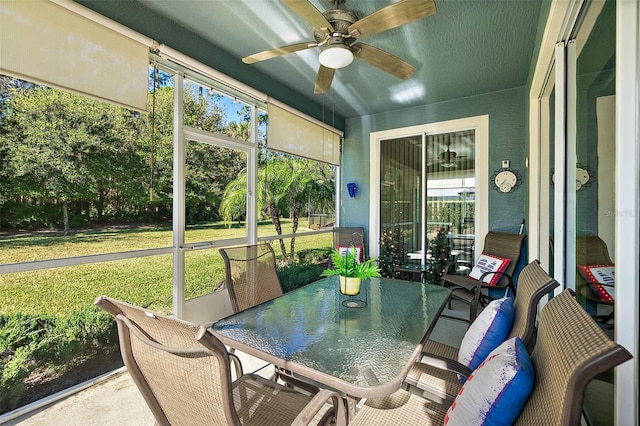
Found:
<box><xmin>380</xmin><ymin>135</ymin><xmax>423</xmax><ymax>260</ymax></box>
<box><xmin>569</xmin><ymin>0</ymin><xmax>616</xmax><ymax>321</ymax></box>
<box><xmin>379</xmin><ymin>130</ymin><xmax>476</xmax><ymax>266</ymax></box>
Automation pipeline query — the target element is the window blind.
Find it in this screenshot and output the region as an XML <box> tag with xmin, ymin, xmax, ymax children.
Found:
<box><xmin>0</xmin><ymin>0</ymin><xmax>149</xmax><ymax>112</ymax></box>
<box><xmin>267</xmin><ymin>102</ymin><xmax>342</xmax><ymax>165</ymax></box>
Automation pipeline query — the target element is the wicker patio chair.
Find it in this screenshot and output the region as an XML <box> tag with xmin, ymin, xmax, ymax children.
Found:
<box><xmin>219</xmin><ymin>243</ymin><xmax>319</xmax><ymax>393</ymax></box>
<box><xmin>219</xmin><ymin>243</ymin><xmax>283</xmax><ymax>313</ymax></box>
<box><xmin>333</xmin><ymin>226</ymin><xmax>365</xmax><ymax>247</ymax></box>
<box><xmin>404</xmin><ymin>259</ymin><xmax>559</xmax><ymax>400</ymax></box>
<box><xmin>333</xmin><ymin>226</ymin><xmax>366</xmax><ymax>258</ymax></box>
<box><xmin>444</xmin><ymin>230</ymin><xmax>526</xmax><ymax>322</ymax></box>
<box><xmin>341</xmin><ymin>289</ymin><xmax>632</xmax><ymax>426</ymax></box>
<box><xmin>95</xmin><ymin>296</ymin><xmax>343</xmax><ymax>426</ymax></box>
<box><xmin>327</xmin><ymin>226</ymin><xmax>367</xmax><ymax>271</ymax></box>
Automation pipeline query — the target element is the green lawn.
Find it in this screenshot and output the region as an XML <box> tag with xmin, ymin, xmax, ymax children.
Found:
<box><xmin>0</xmin><ymin>220</ymin><xmax>335</xmax><ymax>413</ymax></box>
<box><xmin>0</xmin><ymin>220</ymin><xmax>333</xmax><ymax>317</ymax></box>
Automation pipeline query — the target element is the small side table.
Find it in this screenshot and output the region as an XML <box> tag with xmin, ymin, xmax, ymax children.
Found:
<box><xmin>394</xmin><ymin>264</ymin><xmax>430</xmax><ymax>283</ymax></box>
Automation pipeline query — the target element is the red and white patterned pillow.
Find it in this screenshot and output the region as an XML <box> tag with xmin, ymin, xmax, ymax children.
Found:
<box><xmin>468</xmin><ymin>254</ymin><xmax>511</xmax><ymax>286</ymax></box>
<box><xmin>336</xmin><ymin>245</ymin><xmax>364</xmax><ymax>263</ymax></box>
<box><xmin>577</xmin><ymin>264</ymin><xmax>615</xmax><ymax>302</ymax></box>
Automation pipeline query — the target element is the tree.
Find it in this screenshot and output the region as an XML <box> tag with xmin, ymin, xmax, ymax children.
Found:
<box><xmin>260</xmin><ymin>156</ymin><xmax>296</xmax><ymax>258</ymax></box>
<box><xmin>219</xmin><ymin>153</ymin><xmax>335</xmax><ymax>260</ymax></box>
<box><xmin>185</xmin><ymin>139</ymin><xmax>245</xmax><ymax>223</ymax></box>
<box><xmin>1</xmin><ymin>85</ymin><xmax>144</xmax><ymax>233</ymax></box>
<box><xmin>180</xmin><ymin>84</ymin><xmax>248</xmax><ymax>223</ymax></box>
<box><xmin>138</xmin><ymin>85</ymin><xmax>175</xmax><ymax>218</ymax></box>
<box><xmin>284</xmin><ymin>159</ymin><xmax>335</xmax><ymax>256</ymax></box>
<box><xmin>219</xmin><ymin>169</ymin><xmax>248</xmax><ymax>225</ymax></box>
<box><xmin>424</xmin><ymin>228</ymin><xmax>452</xmax><ymax>285</ymax></box>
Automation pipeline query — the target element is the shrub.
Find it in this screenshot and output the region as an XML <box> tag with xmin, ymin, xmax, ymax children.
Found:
<box><xmin>0</xmin><ymin>346</ymin><xmax>32</xmax><ymax>413</ymax></box>
<box><xmin>277</xmin><ymin>262</ymin><xmax>326</xmax><ymax>293</ymax></box>
<box><xmin>0</xmin><ymin>307</ymin><xmax>119</xmax><ymax>413</ymax></box>
<box><xmin>295</xmin><ymin>247</ymin><xmax>332</xmax><ymax>265</ymax></box>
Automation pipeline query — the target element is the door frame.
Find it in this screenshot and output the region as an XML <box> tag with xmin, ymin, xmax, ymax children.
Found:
<box><xmin>529</xmin><ymin>0</ymin><xmax>639</xmax><ymax>422</ymax></box>
<box><xmin>369</xmin><ymin>115</ymin><xmax>489</xmax><ymax>258</ymax></box>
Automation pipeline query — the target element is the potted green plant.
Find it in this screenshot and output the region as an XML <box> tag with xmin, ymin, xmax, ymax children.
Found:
<box><xmin>322</xmin><ymin>246</ymin><xmax>381</xmax><ymax>295</ymax></box>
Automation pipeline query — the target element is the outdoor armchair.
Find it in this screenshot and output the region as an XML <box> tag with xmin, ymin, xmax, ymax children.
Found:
<box><xmin>95</xmin><ymin>296</ymin><xmax>343</xmax><ymax>426</ymax></box>
<box><xmin>332</xmin><ymin>226</ymin><xmax>366</xmax><ymax>260</ymax></box>
<box><xmin>219</xmin><ymin>243</ymin><xmax>318</xmax><ymax>392</ymax></box>
<box><xmin>333</xmin><ymin>226</ymin><xmax>365</xmax><ymax>248</ymax></box>
<box><xmin>443</xmin><ymin>230</ymin><xmax>526</xmax><ymax>322</ymax></box>
<box><xmin>338</xmin><ymin>289</ymin><xmax>632</xmax><ymax>426</ymax></box>
<box><xmin>219</xmin><ymin>243</ymin><xmax>283</xmax><ymax>313</ymax></box>
<box><xmin>404</xmin><ymin>259</ymin><xmax>559</xmax><ymax>400</ymax></box>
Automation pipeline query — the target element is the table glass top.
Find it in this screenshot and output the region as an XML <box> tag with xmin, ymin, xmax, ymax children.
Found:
<box><xmin>212</xmin><ymin>276</ymin><xmax>450</xmax><ymax>392</ymax></box>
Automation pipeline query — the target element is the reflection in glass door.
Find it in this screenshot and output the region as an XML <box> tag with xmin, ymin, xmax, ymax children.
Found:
<box><xmin>427</xmin><ymin>131</ymin><xmax>476</xmax><ymax>265</ymax></box>
<box><xmin>570</xmin><ymin>0</ymin><xmax>615</xmax><ymax>322</ymax></box>
<box><xmin>380</xmin><ymin>135</ymin><xmax>424</xmax><ymax>262</ymax></box>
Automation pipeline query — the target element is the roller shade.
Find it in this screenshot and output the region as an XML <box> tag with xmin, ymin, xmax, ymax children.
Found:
<box><xmin>267</xmin><ymin>102</ymin><xmax>341</xmax><ymax>165</ymax></box>
<box><xmin>0</xmin><ymin>0</ymin><xmax>149</xmax><ymax>112</ymax></box>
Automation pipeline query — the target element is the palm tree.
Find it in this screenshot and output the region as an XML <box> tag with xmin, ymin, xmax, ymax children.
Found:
<box><xmin>285</xmin><ymin>160</ymin><xmax>334</xmax><ymax>256</ymax></box>
<box><xmin>219</xmin><ymin>153</ymin><xmax>335</xmax><ymax>260</ymax></box>
<box><xmin>261</xmin><ymin>157</ymin><xmax>295</xmax><ymax>257</ymax></box>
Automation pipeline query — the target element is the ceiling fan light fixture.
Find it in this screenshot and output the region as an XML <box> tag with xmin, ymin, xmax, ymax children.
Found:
<box><xmin>319</xmin><ymin>45</ymin><xmax>354</xmax><ymax>69</ymax></box>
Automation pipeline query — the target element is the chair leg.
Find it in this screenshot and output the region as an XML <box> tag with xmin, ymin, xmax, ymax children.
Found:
<box><xmin>469</xmin><ymin>288</ymin><xmax>482</xmax><ymax>323</ymax></box>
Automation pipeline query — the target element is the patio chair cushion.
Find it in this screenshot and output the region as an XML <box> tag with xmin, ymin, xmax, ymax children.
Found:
<box><xmin>336</xmin><ymin>244</ymin><xmax>364</xmax><ymax>263</ymax></box>
<box><xmin>468</xmin><ymin>253</ymin><xmax>511</xmax><ymax>286</ymax></box>
<box><xmin>577</xmin><ymin>264</ymin><xmax>615</xmax><ymax>302</ymax></box>
<box><xmin>458</xmin><ymin>297</ymin><xmax>514</xmax><ymax>375</ymax></box>
<box><xmin>445</xmin><ymin>337</ymin><xmax>534</xmax><ymax>426</ymax></box>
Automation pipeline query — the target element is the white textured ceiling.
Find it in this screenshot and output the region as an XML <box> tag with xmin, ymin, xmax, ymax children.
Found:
<box><xmin>85</xmin><ymin>0</ymin><xmax>545</xmax><ymax>119</ymax></box>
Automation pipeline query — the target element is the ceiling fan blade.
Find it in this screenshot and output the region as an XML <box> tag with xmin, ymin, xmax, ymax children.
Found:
<box><xmin>353</xmin><ymin>43</ymin><xmax>416</xmax><ymax>79</ymax></box>
<box><xmin>282</xmin><ymin>0</ymin><xmax>334</xmax><ymax>33</ymax></box>
<box><xmin>314</xmin><ymin>65</ymin><xmax>335</xmax><ymax>94</ymax></box>
<box><xmin>348</xmin><ymin>0</ymin><xmax>436</xmax><ymax>39</ymax></box>
<box><xmin>242</xmin><ymin>42</ymin><xmax>317</xmax><ymax>64</ymax></box>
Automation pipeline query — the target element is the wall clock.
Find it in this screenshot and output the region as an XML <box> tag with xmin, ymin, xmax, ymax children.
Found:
<box><xmin>575</xmin><ymin>167</ymin><xmax>590</xmax><ymax>190</ymax></box>
<box><xmin>550</xmin><ymin>165</ymin><xmax>594</xmax><ymax>191</ymax></box>
<box><xmin>492</xmin><ymin>168</ymin><xmax>521</xmax><ymax>193</ymax></box>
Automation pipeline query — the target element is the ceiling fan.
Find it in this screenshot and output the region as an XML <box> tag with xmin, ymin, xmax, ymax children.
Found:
<box><xmin>242</xmin><ymin>0</ymin><xmax>437</xmax><ymax>94</ymax></box>
<box><xmin>428</xmin><ymin>141</ymin><xmax>467</xmax><ymax>169</ymax></box>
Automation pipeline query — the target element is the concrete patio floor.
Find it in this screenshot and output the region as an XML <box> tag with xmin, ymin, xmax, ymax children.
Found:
<box><xmin>4</xmin><ymin>369</ymin><xmax>154</xmax><ymax>426</ymax></box>
<box><xmin>3</xmin><ymin>349</ymin><xmax>273</xmax><ymax>426</ymax></box>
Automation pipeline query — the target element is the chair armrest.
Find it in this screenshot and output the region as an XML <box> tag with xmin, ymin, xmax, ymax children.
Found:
<box><xmin>446</xmin><ymin>276</ymin><xmax>483</xmax><ymax>292</ymax></box>
<box><xmin>478</xmin><ymin>271</ymin><xmax>514</xmax><ymax>292</ymax></box>
<box><xmin>418</xmin><ymin>352</ymin><xmax>473</xmax><ymax>379</ymax></box>
<box><xmin>292</xmin><ymin>389</ymin><xmax>347</xmax><ymax>426</ymax></box>
<box><xmin>588</xmin><ymin>282</ymin><xmax>615</xmax><ymax>288</ymax></box>
<box><xmin>478</xmin><ymin>270</ymin><xmax>512</xmax><ymax>284</ymax></box>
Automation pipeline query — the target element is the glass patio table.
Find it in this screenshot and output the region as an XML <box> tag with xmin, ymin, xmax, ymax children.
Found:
<box><xmin>210</xmin><ymin>276</ymin><xmax>451</xmax><ymax>415</ymax></box>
